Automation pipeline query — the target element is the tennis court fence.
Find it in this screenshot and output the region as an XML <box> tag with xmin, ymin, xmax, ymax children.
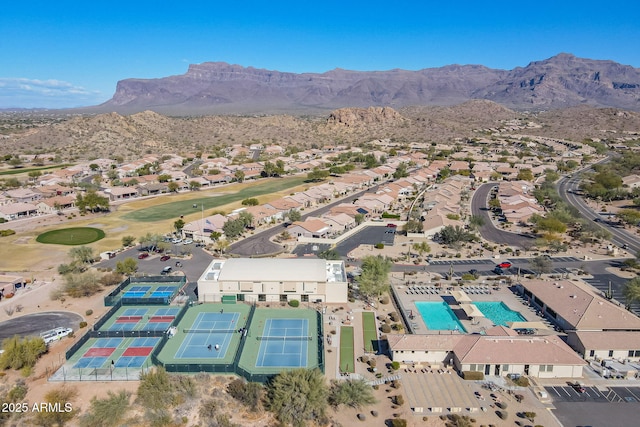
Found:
<box><xmin>256</xmin><ymin>335</ymin><xmax>313</xmax><ymax>341</ymax></box>
<box><xmin>182</xmin><ymin>329</ymin><xmax>238</xmax><ymax>334</ymax></box>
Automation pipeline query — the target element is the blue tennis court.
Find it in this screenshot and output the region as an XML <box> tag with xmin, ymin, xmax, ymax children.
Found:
<box><xmin>155</xmin><ymin>307</ymin><xmax>180</xmax><ymax>316</ymax></box>
<box><xmin>93</xmin><ymin>338</ymin><xmax>124</xmax><ymax>348</ymax></box>
<box><xmin>122</xmin><ymin>286</ymin><xmax>151</xmax><ymax>298</ymax></box>
<box><xmin>256</xmin><ymin>318</ymin><xmax>309</xmax><ymax>368</ymax></box>
<box><xmin>122</xmin><ymin>308</ymin><xmax>149</xmax><ymax>316</ymax></box>
<box><xmin>150</xmin><ymin>286</ymin><xmax>177</xmax><ymax>298</ymax></box>
<box><xmin>109</xmin><ymin>322</ymin><xmax>138</xmax><ymax>331</ymax></box>
<box><xmin>131</xmin><ymin>337</ymin><xmax>160</xmax><ymax>347</ymax></box>
<box><xmin>175</xmin><ymin>312</ymin><xmax>239</xmax><ymax>359</ymax></box>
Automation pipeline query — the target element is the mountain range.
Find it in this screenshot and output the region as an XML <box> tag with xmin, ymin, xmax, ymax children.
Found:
<box><xmin>94</xmin><ymin>53</ymin><xmax>640</xmax><ymax>115</ymax></box>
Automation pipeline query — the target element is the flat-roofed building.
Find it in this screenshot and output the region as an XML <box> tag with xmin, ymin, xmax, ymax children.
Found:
<box><xmin>197</xmin><ymin>258</ymin><xmax>347</xmax><ymax>303</ymax></box>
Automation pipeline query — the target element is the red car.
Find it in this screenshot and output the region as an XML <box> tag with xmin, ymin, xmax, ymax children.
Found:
<box><xmin>137</xmin><ymin>252</ymin><xmax>149</xmax><ymax>259</ymax></box>
<box><xmin>160</xmin><ymin>255</ymin><xmax>171</xmax><ymax>262</ymax></box>
<box><xmin>497</xmin><ymin>262</ymin><xmax>512</xmax><ymax>269</ymax></box>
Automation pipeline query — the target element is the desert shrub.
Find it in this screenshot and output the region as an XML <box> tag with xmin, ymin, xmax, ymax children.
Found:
<box><xmin>62</xmin><ymin>270</ymin><xmax>103</xmax><ymax>298</ymax></box>
<box><xmin>33</xmin><ymin>387</ymin><xmax>78</xmax><ymax>427</ymax></box>
<box><xmin>514</xmin><ymin>376</ymin><xmax>529</xmax><ymax>387</ymax></box>
<box><xmin>461</xmin><ymin>273</ymin><xmax>476</xmax><ymax>280</ymax></box>
<box><xmin>329</xmin><ymin>379</ymin><xmax>376</xmax><ymax>409</ymax></box>
<box><xmin>0</xmin><ymin>229</ymin><xmax>16</xmax><ymax>237</ymax></box>
<box><xmin>0</xmin><ymin>336</ymin><xmax>47</xmax><ymax>370</ymax></box>
<box><xmin>85</xmin><ymin>309</ymin><xmax>93</xmax><ymax>316</ymax></box>
<box><xmin>390</xmin><ymin>419</ymin><xmax>407</xmax><ymax>427</ymax></box>
<box><xmin>380</xmin><ymin>296</ymin><xmax>390</xmax><ymax>304</ymax></box>
<box><xmin>227</xmin><ymin>378</ymin><xmax>263</xmax><ymax>411</ymax></box>
<box><xmin>388</xmin><ymin>312</ymin><xmax>399</xmax><ymax>322</ymax></box>
<box><xmin>288</xmin><ymin>299</ymin><xmax>300</xmax><ymax>308</ymax></box>
<box><xmin>99</xmin><ymin>272</ymin><xmax>124</xmax><ymax>287</ymax></box>
<box><xmin>390</xmin><ymin>361</ymin><xmax>400</xmax><ymax>370</ymax></box>
<box><xmin>79</xmin><ymin>321</ymin><xmax>88</xmax><ymax>328</ymax></box>
<box><xmin>394</xmin><ymin>395</ymin><xmax>404</xmax><ymax>405</ymax></box>
<box><xmin>374</xmin><ymin>243</ymin><xmax>384</xmax><ymax>249</ymax></box>
<box><xmin>462</xmin><ymin>371</ymin><xmax>484</xmax><ymax>380</ymax></box>
<box><xmin>380</xmin><ymin>324</ymin><xmax>391</xmax><ymax>333</ymax></box>
<box><xmin>7</xmin><ymin>381</ymin><xmax>28</xmax><ymax>400</ymax></box>
<box><xmin>78</xmin><ymin>390</ymin><xmax>131</xmax><ymax>427</ymax></box>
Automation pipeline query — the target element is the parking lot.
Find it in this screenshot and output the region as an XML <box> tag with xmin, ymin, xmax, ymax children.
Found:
<box><xmin>545</xmin><ymin>385</ymin><xmax>640</xmax><ymax>403</ymax></box>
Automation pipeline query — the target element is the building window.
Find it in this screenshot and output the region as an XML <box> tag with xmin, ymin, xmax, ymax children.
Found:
<box><xmin>590</xmin><ymin>350</ymin><xmax>595</xmax><ymax>357</ymax></box>
<box><xmin>236</xmin><ymin>294</ymin><xmax>245</xmax><ymax>302</ymax></box>
<box><xmin>502</xmin><ymin>364</ymin><xmax>509</xmax><ymax>372</ymax></box>
<box><xmin>258</xmin><ymin>294</ymin><xmax>266</xmax><ymax>302</ymax></box>
<box><xmin>629</xmin><ymin>350</ymin><xmax>640</xmax><ymax>357</ymax></box>
<box><xmin>609</xmin><ymin>350</ymin><xmax>614</xmax><ymax>357</ymax></box>
<box><xmin>279</xmin><ymin>294</ymin><xmax>288</xmax><ymax>302</ymax></box>
<box><xmin>301</xmin><ymin>295</ymin><xmax>309</xmax><ymax>302</ymax></box>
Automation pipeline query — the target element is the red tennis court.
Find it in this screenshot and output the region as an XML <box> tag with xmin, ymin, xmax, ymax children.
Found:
<box><xmin>84</xmin><ymin>347</ymin><xmax>115</xmax><ymax>357</ymax></box>
<box><xmin>149</xmin><ymin>315</ymin><xmax>175</xmax><ymax>323</ymax></box>
<box><xmin>123</xmin><ymin>347</ymin><xmax>153</xmax><ymax>357</ymax></box>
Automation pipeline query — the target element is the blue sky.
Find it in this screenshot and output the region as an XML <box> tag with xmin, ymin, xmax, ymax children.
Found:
<box><xmin>1</xmin><ymin>0</ymin><xmax>639</xmax><ymax>108</ymax></box>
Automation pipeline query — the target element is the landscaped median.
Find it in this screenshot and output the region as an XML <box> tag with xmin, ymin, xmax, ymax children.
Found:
<box><xmin>362</xmin><ymin>311</ymin><xmax>377</xmax><ymax>353</ymax></box>
<box><xmin>339</xmin><ymin>326</ymin><xmax>355</xmax><ymax>373</ymax></box>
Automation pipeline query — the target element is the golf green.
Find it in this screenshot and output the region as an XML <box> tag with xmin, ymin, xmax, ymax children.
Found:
<box><xmin>36</xmin><ymin>227</ymin><xmax>105</xmax><ymax>245</ymax></box>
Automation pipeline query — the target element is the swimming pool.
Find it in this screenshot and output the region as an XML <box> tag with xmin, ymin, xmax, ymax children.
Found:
<box><xmin>415</xmin><ymin>301</ymin><xmax>466</xmax><ymax>332</ymax></box>
<box><xmin>473</xmin><ymin>301</ymin><xmax>526</xmax><ymax>326</ymax></box>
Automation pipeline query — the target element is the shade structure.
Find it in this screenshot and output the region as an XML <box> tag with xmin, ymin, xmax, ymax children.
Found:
<box><xmin>459</xmin><ymin>303</ymin><xmax>485</xmax><ymax>319</ymax></box>
<box><xmin>450</xmin><ymin>290</ymin><xmax>472</xmax><ymax>304</ymax></box>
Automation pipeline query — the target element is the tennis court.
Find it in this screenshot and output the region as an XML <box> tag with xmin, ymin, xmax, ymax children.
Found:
<box><xmin>102</xmin><ymin>306</ymin><xmax>180</xmax><ymax>332</ymax></box>
<box><xmin>256</xmin><ymin>318</ymin><xmax>309</xmax><ymax>368</ymax></box>
<box><xmin>122</xmin><ymin>286</ymin><xmax>151</xmax><ymax>298</ymax></box>
<box><xmin>175</xmin><ymin>311</ymin><xmax>240</xmax><ymax>359</ymax></box>
<box><xmin>70</xmin><ymin>336</ymin><xmax>162</xmax><ymax>370</ymax></box>
<box><xmin>150</xmin><ymin>286</ymin><xmax>178</xmax><ymax>299</ymax></box>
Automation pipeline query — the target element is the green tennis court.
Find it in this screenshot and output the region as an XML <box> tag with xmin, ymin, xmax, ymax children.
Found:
<box><xmin>362</xmin><ymin>311</ymin><xmax>378</xmax><ymax>353</ymax></box>
<box><xmin>339</xmin><ymin>326</ymin><xmax>354</xmax><ymax>373</ymax></box>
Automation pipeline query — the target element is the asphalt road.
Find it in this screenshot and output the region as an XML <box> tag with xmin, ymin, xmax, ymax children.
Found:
<box><xmin>228</xmin><ymin>183</ymin><xmax>381</xmax><ymax>257</ymax></box>
<box><xmin>0</xmin><ymin>311</ymin><xmax>83</xmax><ymax>341</ymax></box>
<box><xmin>558</xmin><ymin>175</ymin><xmax>640</xmax><ymax>254</ymax></box>
<box><xmin>470</xmin><ymin>183</ymin><xmax>534</xmax><ymax>248</ymax></box>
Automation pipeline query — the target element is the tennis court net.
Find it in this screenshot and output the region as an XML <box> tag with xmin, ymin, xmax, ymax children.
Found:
<box><xmin>183</xmin><ymin>329</ymin><xmax>237</xmax><ymax>334</ymax></box>
<box><xmin>257</xmin><ymin>335</ymin><xmax>312</xmax><ymax>341</ymax></box>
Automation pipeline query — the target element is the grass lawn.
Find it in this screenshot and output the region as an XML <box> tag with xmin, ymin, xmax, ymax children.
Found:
<box><xmin>339</xmin><ymin>326</ymin><xmax>355</xmax><ymax>373</ymax></box>
<box><xmin>36</xmin><ymin>227</ymin><xmax>105</xmax><ymax>245</ymax></box>
<box><xmin>122</xmin><ymin>176</ymin><xmax>309</xmax><ymax>222</ymax></box>
<box><xmin>362</xmin><ymin>311</ymin><xmax>378</xmax><ymax>353</ymax></box>
<box><xmin>0</xmin><ymin>164</ymin><xmax>73</xmax><ymax>176</ymax></box>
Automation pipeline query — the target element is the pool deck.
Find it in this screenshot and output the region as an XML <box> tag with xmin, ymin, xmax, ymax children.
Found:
<box><xmin>392</xmin><ymin>274</ymin><xmax>557</xmax><ymax>335</ymax></box>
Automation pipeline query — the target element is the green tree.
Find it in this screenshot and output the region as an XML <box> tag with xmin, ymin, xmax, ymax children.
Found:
<box><xmin>266</xmin><ymin>368</ymin><xmax>329</xmax><ymax>427</ymax></box>
<box><xmin>158</xmin><ymin>174</ymin><xmax>171</xmax><ymax>183</ymax></box>
<box><xmin>78</xmin><ymin>390</ymin><xmax>131</xmax><ymax>427</ymax></box>
<box><xmin>76</xmin><ymin>190</ymin><xmax>110</xmax><ymax>213</ymax></box>
<box><xmin>121</xmin><ymin>235</ymin><xmax>136</xmax><ymax>247</ymax></box>
<box><xmin>210</xmin><ymin>231</ymin><xmax>222</xmax><ymax>241</ymax></box>
<box><xmin>167</xmin><ymin>181</ymin><xmax>179</xmax><ymax>192</ymax></box>
<box><xmin>242</xmin><ymin>197</ymin><xmax>259</xmax><ymax>206</ymax></box>
<box><xmin>68</xmin><ymin>246</ymin><xmax>95</xmax><ymax>265</ymax></box>
<box><xmin>234</xmin><ymin>170</ymin><xmax>245</xmax><ymax>183</ymax></box>
<box><xmin>115</xmin><ymin>258</ymin><xmax>138</xmax><ymax>275</ymax></box>
<box><xmin>328</xmin><ymin>379</ymin><xmax>376</xmax><ymax>408</ymax></box>
<box><xmin>488</xmin><ymin>197</ymin><xmax>502</xmax><ymax>210</ymax></box>
<box><xmin>469</xmin><ymin>215</ymin><xmax>485</xmax><ymax>230</ymax></box>
<box><xmin>412</xmin><ymin>241</ymin><xmax>431</xmax><ymax>256</ymax></box>
<box><xmin>307</xmin><ymin>168</ymin><xmax>330</xmax><ymax>182</ymax></box>
<box><xmin>227</xmin><ymin>379</ymin><xmax>264</xmax><ymax>412</ymax></box>
<box><xmin>617</xmin><ymin>208</ymin><xmax>640</xmax><ymax>226</ymax></box>
<box><xmin>402</xmin><ymin>219</ymin><xmax>422</xmax><ymax>234</ymax></box>
<box><xmin>516</xmin><ymin>168</ymin><xmax>534</xmax><ymax>181</ymax></box>
<box><xmin>287</xmin><ymin>209</ymin><xmax>302</xmax><ymax>222</ymax></box>
<box><xmin>393</xmin><ymin>162</ymin><xmax>409</xmax><ymax>179</ymax></box>
<box><xmin>188</xmin><ymin>180</ymin><xmax>202</xmax><ymax>191</ymax></box>
<box><xmin>61</xmin><ymin>270</ymin><xmax>103</xmax><ymax>298</ymax></box>
<box><xmin>354</xmin><ymin>213</ymin><xmax>365</xmax><ymax>225</ymax></box>
<box><xmin>623</xmin><ymin>277</ymin><xmax>640</xmax><ymax>309</ymax></box>
<box><xmin>173</xmin><ymin>218</ymin><xmax>185</xmax><ymax>233</ymax></box>
<box><xmin>318</xmin><ymin>249</ymin><xmax>341</xmax><ymax>260</ymax></box>
<box><xmin>529</xmin><ymin>255</ymin><xmax>553</xmax><ymax>277</ymax></box>
<box><xmin>238</xmin><ymin>211</ymin><xmax>254</xmax><ymax>228</ymax></box>
<box><xmin>28</xmin><ymin>170</ymin><xmax>42</xmax><ymax>181</ymax></box>
<box><xmin>223</xmin><ymin>218</ymin><xmax>245</xmax><ymax>240</ymax></box>
<box><xmin>436</xmin><ymin>225</ymin><xmax>477</xmax><ymax>247</ymax></box>
<box><xmin>534</xmin><ymin>216</ymin><xmax>567</xmax><ymax>234</ymax></box>
<box><xmin>358</xmin><ymin>255</ymin><xmax>393</xmax><ymax>299</ymax></box>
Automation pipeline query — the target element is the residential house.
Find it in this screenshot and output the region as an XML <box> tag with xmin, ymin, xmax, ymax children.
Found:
<box><xmin>36</xmin><ymin>195</ymin><xmax>75</xmax><ymax>214</ymax></box>
<box><xmin>105</xmin><ymin>187</ymin><xmax>139</xmax><ymax>201</ymax></box>
<box><xmin>287</xmin><ymin>218</ymin><xmax>332</xmax><ymax>238</ymax></box>
<box><xmin>0</xmin><ymin>203</ymin><xmax>38</xmax><ymax>220</ymax></box>
<box><xmin>4</xmin><ymin>188</ymin><xmax>43</xmax><ymax>203</ymax></box>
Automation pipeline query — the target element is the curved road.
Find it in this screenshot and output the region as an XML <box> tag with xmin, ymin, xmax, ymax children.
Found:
<box><xmin>470</xmin><ymin>183</ymin><xmax>534</xmax><ymax>248</ymax></box>
<box><xmin>228</xmin><ymin>183</ymin><xmax>380</xmax><ymax>257</ymax></box>
<box><xmin>557</xmin><ymin>176</ymin><xmax>640</xmax><ymax>255</ymax></box>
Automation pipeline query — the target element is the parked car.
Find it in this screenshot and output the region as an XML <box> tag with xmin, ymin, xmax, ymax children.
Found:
<box><xmin>493</xmin><ymin>267</ymin><xmax>504</xmax><ymax>275</ymax></box>
<box><xmin>40</xmin><ymin>327</ymin><xmax>73</xmax><ymax>345</ymax></box>
<box><xmin>469</xmin><ymin>269</ymin><xmax>479</xmax><ymax>276</ymax></box>
<box><xmin>497</xmin><ymin>262</ymin><xmax>512</xmax><ymax>269</ymax></box>
<box><xmin>183</xmin><ymin>239</ymin><xmax>193</xmax><ymax>245</ymax></box>
<box><xmin>570</xmin><ymin>382</ymin><xmax>585</xmax><ymax>393</ymax></box>
<box><xmin>161</xmin><ymin>266</ymin><xmax>173</xmax><ymax>275</ymax></box>
<box><xmin>137</xmin><ymin>252</ymin><xmax>149</xmax><ymax>259</ymax></box>
<box><xmin>160</xmin><ymin>255</ymin><xmax>171</xmax><ymax>262</ymax></box>
<box><xmin>171</xmin><ymin>238</ymin><xmax>182</xmax><ymax>244</ymax></box>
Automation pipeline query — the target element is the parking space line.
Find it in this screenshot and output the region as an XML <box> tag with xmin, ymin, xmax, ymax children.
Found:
<box><xmin>624</xmin><ymin>387</ymin><xmax>640</xmax><ymax>401</ymax></box>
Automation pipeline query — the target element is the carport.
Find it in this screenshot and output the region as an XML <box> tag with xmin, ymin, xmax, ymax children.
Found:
<box><xmin>459</xmin><ymin>303</ymin><xmax>484</xmax><ymax>322</ymax></box>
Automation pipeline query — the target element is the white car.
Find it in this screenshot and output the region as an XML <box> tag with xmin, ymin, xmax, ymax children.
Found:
<box><xmin>40</xmin><ymin>327</ymin><xmax>73</xmax><ymax>345</ymax></box>
<box><xmin>171</xmin><ymin>238</ymin><xmax>182</xmax><ymax>244</ymax></box>
<box><xmin>183</xmin><ymin>239</ymin><xmax>193</xmax><ymax>245</ymax></box>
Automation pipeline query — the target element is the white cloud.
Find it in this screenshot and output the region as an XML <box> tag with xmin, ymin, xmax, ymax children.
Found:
<box><xmin>0</xmin><ymin>77</ymin><xmax>106</xmax><ymax>109</ymax></box>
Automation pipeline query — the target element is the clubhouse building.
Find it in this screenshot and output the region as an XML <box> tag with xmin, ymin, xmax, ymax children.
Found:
<box><xmin>197</xmin><ymin>258</ymin><xmax>348</xmax><ymax>304</ymax></box>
